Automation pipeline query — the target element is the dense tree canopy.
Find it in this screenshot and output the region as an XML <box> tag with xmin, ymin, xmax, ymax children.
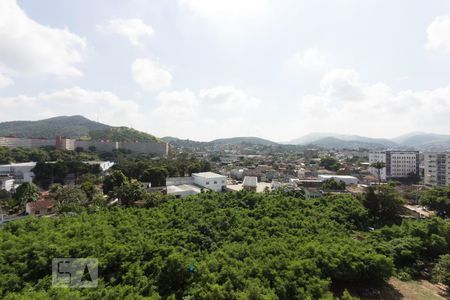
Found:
<box><xmin>420</xmin><ymin>187</ymin><xmax>450</xmax><ymax>217</ymax></box>
<box><xmin>320</xmin><ymin>157</ymin><xmax>341</xmax><ymax>171</ymax></box>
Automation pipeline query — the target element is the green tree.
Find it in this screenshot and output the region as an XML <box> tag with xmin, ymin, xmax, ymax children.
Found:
<box><xmin>433</xmin><ymin>254</ymin><xmax>450</xmax><ymax>287</ymax></box>
<box><xmin>13</xmin><ymin>182</ymin><xmax>40</xmax><ymax>207</ymax></box>
<box><xmin>113</xmin><ymin>180</ymin><xmax>146</xmax><ymax>207</ymax></box>
<box><xmin>53</xmin><ymin>186</ymin><xmax>88</xmax><ymax>214</ymax></box>
<box><xmin>419</xmin><ymin>187</ymin><xmax>450</xmax><ymax>217</ymax></box>
<box><xmin>140</xmin><ymin>167</ymin><xmax>168</xmax><ymax>187</ymax></box>
<box><xmin>321</xmin><ymin>178</ymin><xmax>346</xmax><ymax>190</ymax></box>
<box><xmin>370</xmin><ymin>161</ymin><xmax>385</xmax><ymax>187</ymax></box>
<box><xmin>103</xmin><ymin>170</ymin><xmax>129</xmax><ymax>194</ymax></box>
<box><xmin>363</xmin><ymin>185</ymin><xmax>404</xmax><ymax>225</ymax></box>
<box><xmin>320</xmin><ymin>157</ymin><xmax>341</xmax><ymax>171</ymax></box>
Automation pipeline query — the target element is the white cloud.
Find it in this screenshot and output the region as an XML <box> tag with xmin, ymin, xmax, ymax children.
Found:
<box><xmin>199</xmin><ymin>86</ymin><xmax>260</xmax><ymax>110</ymax></box>
<box><xmin>132</xmin><ymin>58</ymin><xmax>172</xmax><ymax>91</ymax></box>
<box><xmin>96</xmin><ymin>18</ymin><xmax>154</xmax><ymax>47</ymax></box>
<box><xmin>0</xmin><ymin>87</ymin><xmax>141</xmax><ymax>127</ymax></box>
<box><xmin>290</xmin><ymin>48</ymin><xmax>328</xmax><ymax>70</ymax></box>
<box><xmin>0</xmin><ymin>0</ymin><xmax>86</xmax><ymax>78</ymax></box>
<box><xmin>150</xmin><ymin>86</ymin><xmax>262</xmax><ymax>139</ymax></box>
<box><xmin>298</xmin><ymin>69</ymin><xmax>450</xmax><ymax>136</ymax></box>
<box><xmin>0</xmin><ymin>73</ymin><xmax>13</xmax><ymax>88</ymax></box>
<box><xmin>426</xmin><ymin>15</ymin><xmax>450</xmax><ymax>51</ymax></box>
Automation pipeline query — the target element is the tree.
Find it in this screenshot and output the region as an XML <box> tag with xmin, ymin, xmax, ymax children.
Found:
<box><xmin>320</xmin><ymin>157</ymin><xmax>341</xmax><ymax>171</ymax></box>
<box><xmin>103</xmin><ymin>170</ymin><xmax>129</xmax><ymax>194</ymax></box>
<box><xmin>321</xmin><ymin>178</ymin><xmax>346</xmax><ymax>190</ymax></box>
<box><xmin>140</xmin><ymin>167</ymin><xmax>168</xmax><ymax>187</ymax></box>
<box><xmin>363</xmin><ymin>185</ymin><xmax>404</xmax><ymax>225</ymax></box>
<box><xmin>433</xmin><ymin>254</ymin><xmax>450</xmax><ymax>287</ymax></box>
<box><xmin>370</xmin><ymin>161</ymin><xmax>385</xmax><ymax>187</ymax></box>
<box><xmin>419</xmin><ymin>187</ymin><xmax>450</xmax><ymax>217</ymax></box>
<box><xmin>112</xmin><ymin>180</ymin><xmax>146</xmax><ymax>207</ymax></box>
<box><xmin>53</xmin><ymin>186</ymin><xmax>88</xmax><ymax>214</ymax></box>
<box><xmin>13</xmin><ymin>182</ymin><xmax>40</xmax><ymax>207</ymax></box>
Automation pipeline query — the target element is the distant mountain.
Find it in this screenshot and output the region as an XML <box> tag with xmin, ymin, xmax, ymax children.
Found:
<box><xmin>210</xmin><ymin>137</ymin><xmax>278</xmax><ymax>146</ymax></box>
<box><xmin>161</xmin><ymin>137</ymin><xmax>207</xmax><ymax>148</ymax></box>
<box><xmin>289</xmin><ymin>133</ymin><xmax>397</xmax><ymax>148</ymax></box>
<box><xmin>0</xmin><ymin>116</ymin><xmax>110</xmax><ymax>139</ymax></box>
<box><xmin>304</xmin><ymin>137</ymin><xmax>391</xmax><ymax>149</ymax></box>
<box><xmin>393</xmin><ymin>133</ymin><xmax>450</xmax><ymax>148</ymax></box>
<box><xmin>0</xmin><ymin>116</ymin><xmax>158</xmax><ymax>142</ymax></box>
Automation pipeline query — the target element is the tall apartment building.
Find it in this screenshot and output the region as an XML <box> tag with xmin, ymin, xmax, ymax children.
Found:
<box><xmin>424</xmin><ymin>152</ymin><xmax>450</xmax><ymax>186</ymax></box>
<box><xmin>369</xmin><ymin>150</ymin><xmax>419</xmax><ymax>181</ymax></box>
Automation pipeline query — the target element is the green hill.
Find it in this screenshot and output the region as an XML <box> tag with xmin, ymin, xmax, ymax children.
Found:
<box><xmin>210</xmin><ymin>136</ymin><xmax>278</xmax><ymax>146</ymax></box>
<box><xmin>0</xmin><ymin>115</ymin><xmax>110</xmax><ymax>139</ymax></box>
<box><xmin>90</xmin><ymin>127</ymin><xmax>158</xmax><ymax>142</ymax></box>
<box><xmin>0</xmin><ymin>116</ymin><xmax>158</xmax><ymax>142</ymax></box>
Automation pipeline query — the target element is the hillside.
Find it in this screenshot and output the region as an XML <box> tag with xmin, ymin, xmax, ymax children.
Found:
<box><xmin>210</xmin><ymin>136</ymin><xmax>278</xmax><ymax>146</ymax></box>
<box><xmin>0</xmin><ymin>116</ymin><xmax>158</xmax><ymax>143</ymax></box>
<box><xmin>0</xmin><ymin>116</ymin><xmax>110</xmax><ymax>139</ymax></box>
<box><xmin>90</xmin><ymin>127</ymin><xmax>158</xmax><ymax>142</ymax></box>
<box><xmin>289</xmin><ymin>133</ymin><xmax>397</xmax><ymax>148</ymax></box>
<box><xmin>305</xmin><ymin>137</ymin><xmax>391</xmax><ymax>149</ymax></box>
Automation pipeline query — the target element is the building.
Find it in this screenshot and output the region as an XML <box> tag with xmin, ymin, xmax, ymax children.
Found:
<box><xmin>242</xmin><ymin>176</ymin><xmax>258</xmax><ymax>191</ymax></box>
<box><xmin>369</xmin><ymin>150</ymin><xmax>419</xmax><ymax>181</ymax></box>
<box><xmin>84</xmin><ymin>161</ymin><xmax>115</xmax><ymax>172</ymax></box>
<box><xmin>166</xmin><ymin>172</ymin><xmax>227</xmax><ymax>197</ymax></box>
<box><xmin>304</xmin><ymin>149</ymin><xmax>319</xmax><ymax>160</ymax></box>
<box><xmin>25</xmin><ymin>200</ymin><xmax>55</xmax><ymax>216</ymax></box>
<box><xmin>424</xmin><ymin>152</ymin><xmax>450</xmax><ymax>186</ymax></box>
<box><xmin>0</xmin><ymin>175</ymin><xmax>14</xmax><ymax>191</ymax></box>
<box><xmin>0</xmin><ymin>136</ymin><xmax>169</xmax><ymax>156</ymax></box>
<box><xmin>318</xmin><ymin>175</ymin><xmax>358</xmax><ymax>185</ymax></box>
<box><xmin>192</xmin><ymin>172</ymin><xmax>227</xmax><ymax>192</ymax></box>
<box><xmin>0</xmin><ymin>162</ymin><xmax>37</xmax><ymax>183</ymax></box>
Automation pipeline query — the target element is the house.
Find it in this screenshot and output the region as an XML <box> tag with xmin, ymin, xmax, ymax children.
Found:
<box><xmin>192</xmin><ymin>172</ymin><xmax>227</xmax><ymax>192</ymax></box>
<box><xmin>243</xmin><ymin>176</ymin><xmax>258</xmax><ymax>191</ymax></box>
<box><xmin>25</xmin><ymin>200</ymin><xmax>55</xmax><ymax>216</ymax></box>
<box><xmin>167</xmin><ymin>184</ymin><xmax>202</xmax><ymax>198</ymax></box>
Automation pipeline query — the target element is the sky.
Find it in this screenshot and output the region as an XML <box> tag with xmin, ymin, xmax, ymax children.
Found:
<box><xmin>1</xmin><ymin>0</ymin><xmax>450</xmax><ymax>142</ymax></box>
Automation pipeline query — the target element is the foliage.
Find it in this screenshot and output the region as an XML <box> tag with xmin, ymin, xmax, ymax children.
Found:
<box><xmin>112</xmin><ymin>180</ymin><xmax>147</xmax><ymax>207</ymax></box>
<box><xmin>141</xmin><ymin>167</ymin><xmax>169</xmax><ymax>187</ymax></box>
<box><xmin>103</xmin><ymin>170</ymin><xmax>129</xmax><ymax>194</ymax></box>
<box><xmin>0</xmin><ymin>192</ymin><xmax>394</xmax><ymax>299</ymax></box>
<box><xmin>320</xmin><ymin>157</ymin><xmax>341</xmax><ymax>171</ymax></box>
<box><xmin>89</xmin><ymin>127</ymin><xmax>158</xmax><ymax>142</ymax></box>
<box><xmin>432</xmin><ymin>254</ymin><xmax>450</xmax><ymax>286</ymax></box>
<box><xmin>362</xmin><ymin>185</ymin><xmax>404</xmax><ymax>226</ymax></box>
<box><xmin>420</xmin><ymin>187</ymin><xmax>450</xmax><ymax>217</ymax></box>
<box><xmin>13</xmin><ymin>182</ymin><xmax>40</xmax><ymax>207</ymax></box>
<box><xmin>321</xmin><ymin>178</ymin><xmax>346</xmax><ymax>190</ymax></box>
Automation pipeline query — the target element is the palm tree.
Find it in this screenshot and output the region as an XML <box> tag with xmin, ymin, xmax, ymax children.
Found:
<box><xmin>370</xmin><ymin>161</ymin><xmax>386</xmax><ymax>188</ymax></box>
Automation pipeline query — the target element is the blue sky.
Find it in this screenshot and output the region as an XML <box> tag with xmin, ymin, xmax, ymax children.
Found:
<box><xmin>1</xmin><ymin>0</ymin><xmax>450</xmax><ymax>141</ymax></box>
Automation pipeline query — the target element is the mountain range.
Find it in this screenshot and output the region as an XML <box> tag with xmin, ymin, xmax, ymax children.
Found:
<box><xmin>0</xmin><ymin>116</ymin><xmax>449</xmax><ymax>150</ymax></box>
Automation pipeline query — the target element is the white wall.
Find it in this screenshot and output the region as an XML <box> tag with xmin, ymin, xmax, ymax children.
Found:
<box><xmin>193</xmin><ymin>173</ymin><xmax>227</xmax><ymax>192</ymax></box>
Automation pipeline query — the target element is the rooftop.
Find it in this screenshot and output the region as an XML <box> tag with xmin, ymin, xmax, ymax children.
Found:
<box><xmin>192</xmin><ymin>172</ymin><xmax>226</xmax><ymax>179</ymax></box>
<box><xmin>0</xmin><ymin>162</ymin><xmax>37</xmax><ymax>168</ymax></box>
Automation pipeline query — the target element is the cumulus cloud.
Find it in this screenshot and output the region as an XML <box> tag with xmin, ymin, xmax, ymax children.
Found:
<box><xmin>132</xmin><ymin>58</ymin><xmax>172</xmax><ymax>91</ymax></box>
<box><xmin>289</xmin><ymin>48</ymin><xmax>328</xmax><ymax>70</ymax></box>
<box><xmin>298</xmin><ymin>69</ymin><xmax>450</xmax><ymax>135</ymax></box>
<box><xmin>0</xmin><ymin>0</ymin><xmax>86</xmax><ymax>78</ymax></box>
<box><xmin>150</xmin><ymin>86</ymin><xmax>262</xmax><ymax>139</ymax></box>
<box><xmin>0</xmin><ymin>87</ymin><xmax>141</xmax><ymax>127</ymax></box>
<box><xmin>199</xmin><ymin>86</ymin><xmax>261</xmax><ymax>110</ymax></box>
<box><xmin>426</xmin><ymin>15</ymin><xmax>450</xmax><ymax>51</ymax></box>
<box><xmin>96</xmin><ymin>18</ymin><xmax>154</xmax><ymax>47</ymax></box>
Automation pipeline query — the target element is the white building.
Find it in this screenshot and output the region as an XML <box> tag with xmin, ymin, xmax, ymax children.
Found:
<box><xmin>318</xmin><ymin>175</ymin><xmax>358</xmax><ymax>185</ymax></box>
<box><xmin>369</xmin><ymin>151</ymin><xmax>387</xmax><ymax>180</ymax></box>
<box><xmin>84</xmin><ymin>161</ymin><xmax>115</xmax><ymax>172</ymax></box>
<box><xmin>0</xmin><ymin>162</ymin><xmax>36</xmax><ymax>183</ymax></box>
<box><xmin>192</xmin><ymin>172</ymin><xmax>227</xmax><ymax>192</ymax></box>
<box><xmin>424</xmin><ymin>152</ymin><xmax>450</xmax><ymax>186</ymax></box>
<box><xmin>243</xmin><ymin>176</ymin><xmax>258</xmax><ymax>191</ymax></box>
<box><xmin>166</xmin><ymin>184</ymin><xmax>202</xmax><ymax>198</ymax></box>
<box><xmin>369</xmin><ymin>150</ymin><xmax>419</xmax><ymax>181</ymax></box>
<box><xmin>0</xmin><ymin>176</ymin><xmax>14</xmax><ymax>191</ymax></box>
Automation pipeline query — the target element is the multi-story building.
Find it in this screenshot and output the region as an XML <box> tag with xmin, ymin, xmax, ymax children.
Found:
<box><xmin>424</xmin><ymin>152</ymin><xmax>450</xmax><ymax>186</ymax></box>
<box><xmin>369</xmin><ymin>150</ymin><xmax>419</xmax><ymax>181</ymax></box>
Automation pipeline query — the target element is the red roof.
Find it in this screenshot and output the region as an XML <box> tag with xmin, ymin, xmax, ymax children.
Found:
<box><xmin>27</xmin><ymin>200</ymin><xmax>55</xmax><ymax>210</ymax></box>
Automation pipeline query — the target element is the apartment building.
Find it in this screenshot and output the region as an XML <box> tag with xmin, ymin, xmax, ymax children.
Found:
<box><xmin>424</xmin><ymin>152</ymin><xmax>450</xmax><ymax>186</ymax></box>
<box><xmin>369</xmin><ymin>150</ymin><xmax>419</xmax><ymax>181</ymax></box>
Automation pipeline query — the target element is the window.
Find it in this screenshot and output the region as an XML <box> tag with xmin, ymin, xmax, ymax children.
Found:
<box><xmin>206</xmin><ymin>181</ymin><xmax>209</xmax><ymax>185</ymax></box>
<box><xmin>214</xmin><ymin>181</ymin><xmax>217</xmax><ymax>184</ymax></box>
